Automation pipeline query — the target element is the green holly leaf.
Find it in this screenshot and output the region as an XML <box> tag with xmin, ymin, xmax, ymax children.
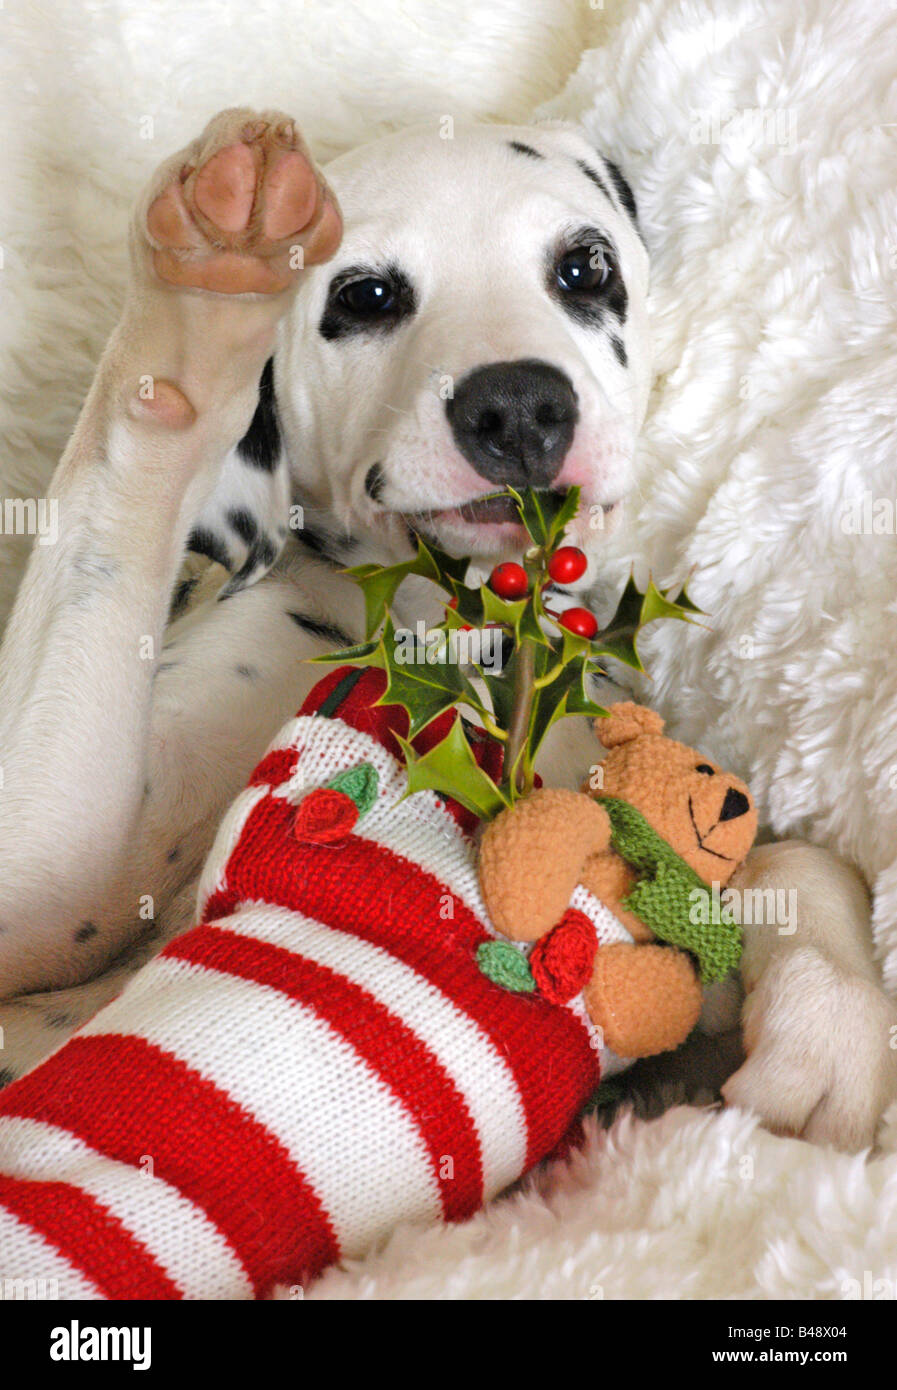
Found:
<box><xmin>347</xmin><ymin>537</ymin><xmax>443</xmax><ymax>640</ymax></box>
<box><xmin>397</xmin><ymin>719</ymin><xmax>509</xmax><ymax>820</ymax></box>
<box><xmin>639</xmin><ymin>578</ymin><xmax>706</xmax><ymax>629</ymax></box>
<box><xmin>479</xmin><ymin>584</ymin><xmax>528</xmax><ymax>640</ymax></box>
<box><xmin>565</xmin><ymin>679</ymin><xmax>609</xmax><ymax>720</ymax></box>
<box><xmin>506</xmin><ymin>485</ymin><xmax>581</xmax><ymax>550</ymax></box>
<box><xmin>594</xmin><ymin>575</ymin><xmax>707</xmax><ymax>672</ymax></box>
<box><xmin>308</xmin><ymin>637</ymin><xmax>382</xmax><ymax>666</ymax></box>
<box><xmin>379</xmin><ymin>617</ymin><xmax>485</xmax><ymax>737</ymax></box>
<box><xmin>480</xmin><ymin>647</ymin><xmax>517</xmax><ymax>731</ymax></box>
<box><xmin>517</xmin><ymin>581</ymin><xmax>553</xmax><ymax>648</ymax></box>
<box><xmin>476</xmin><ymin>940</ymin><xmax>536</xmax><ymax>993</ymax></box>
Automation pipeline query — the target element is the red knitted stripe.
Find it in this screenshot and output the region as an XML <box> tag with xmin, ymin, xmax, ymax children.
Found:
<box><xmin>249</xmin><ymin>746</ymin><xmax>300</xmax><ymax>789</ymax></box>
<box><xmin>0</xmin><ymin>1034</ymin><xmax>339</xmax><ymax>1294</ymax></box>
<box><xmin>0</xmin><ymin>1173</ymin><xmax>181</xmax><ymax>1300</ymax></box>
<box><xmin>200</xmin><ymin>795</ymin><xmax>600</xmax><ymax>1166</ymax></box>
<box><xmin>167</xmin><ymin>923</ymin><xmax>485</xmax><ymax>1221</ymax></box>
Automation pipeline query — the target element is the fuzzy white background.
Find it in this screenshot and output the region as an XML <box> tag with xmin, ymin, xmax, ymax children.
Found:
<box><xmin>3</xmin><ymin>0</ymin><xmax>897</xmax><ymax>1299</ymax></box>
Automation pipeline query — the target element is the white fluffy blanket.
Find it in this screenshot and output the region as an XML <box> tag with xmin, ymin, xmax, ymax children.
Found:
<box><xmin>4</xmin><ymin>0</ymin><xmax>897</xmax><ymax>1298</ymax></box>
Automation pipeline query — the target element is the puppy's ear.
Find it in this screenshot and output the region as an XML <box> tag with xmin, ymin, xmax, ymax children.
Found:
<box><xmin>595</xmin><ymin>702</ymin><xmax>664</xmax><ymax>748</ymax></box>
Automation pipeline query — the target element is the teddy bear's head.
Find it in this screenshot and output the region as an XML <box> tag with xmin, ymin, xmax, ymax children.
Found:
<box><xmin>591</xmin><ymin>703</ymin><xmax>757</xmax><ymax>886</ymax></box>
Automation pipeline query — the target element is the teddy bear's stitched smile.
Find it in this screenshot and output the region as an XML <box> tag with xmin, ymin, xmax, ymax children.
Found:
<box><xmin>688</xmin><ymin>794</ymin><xmax>735</xmax><ymax>862</ymax></box>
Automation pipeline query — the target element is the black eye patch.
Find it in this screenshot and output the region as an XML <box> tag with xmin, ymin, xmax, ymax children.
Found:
<box><xmin>319</xmin><ymin>263</ymin><xmax>417</xmax><ymax>342</ymax></box>
<box><xmin>548</xmin><ymin>227</ymin><xmax>628</xmax><ymax>332</ymax></box>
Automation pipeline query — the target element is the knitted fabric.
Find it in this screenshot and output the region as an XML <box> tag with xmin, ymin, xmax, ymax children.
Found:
<box><xmin>599</xmin><ymin>796</ymin><xmax>742</xmax><ymax>983</ymax></box>
<box><xmin>0</xmin><ymin>667</ymin><xmax>632</xmax><ymax>1300</ymax></box>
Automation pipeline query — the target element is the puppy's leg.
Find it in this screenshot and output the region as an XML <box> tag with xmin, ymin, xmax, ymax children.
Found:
<box><xmin>722</xmin><ymin>840</ymin><xmax>897</xmax><ymax>1152</ymax></box>
<box><xmin>0</xmin><ymin>109</ymin><xmax>340</xmax><ymax>997</ymax></box>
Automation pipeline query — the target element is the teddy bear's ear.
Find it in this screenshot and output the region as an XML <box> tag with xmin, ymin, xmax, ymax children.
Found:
<box><xmin>595</xmin><ymin>702</ymin><xmax>665</xmax><ymax>748</ymax></box>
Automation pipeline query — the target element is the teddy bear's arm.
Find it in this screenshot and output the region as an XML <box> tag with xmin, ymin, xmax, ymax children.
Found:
<box><xmin>578</xmin><ymin>850</ymin><xmax>654</xmax><ymax>943</ymax></box>
<box><xmin>585</xmin><ymin>942</ymin><xmax>702</xmax><ymax>1057</ymax></box>
<box><xmin>479</xmin><ymin>789</ymin><xmax>611</xmax><ymax>942</ymax></box>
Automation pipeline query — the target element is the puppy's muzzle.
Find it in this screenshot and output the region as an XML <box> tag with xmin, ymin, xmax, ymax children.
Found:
<box><xmin>446</xmin><ymin>358</ymin><xmax>578</xmax><ymax>489</ymax></box>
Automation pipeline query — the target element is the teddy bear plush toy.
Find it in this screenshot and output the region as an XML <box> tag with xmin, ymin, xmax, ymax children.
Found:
<box><xmin>478</xmin><ymin>702</ymin><xmax>758</xmax><ymax>1059</ymax></box>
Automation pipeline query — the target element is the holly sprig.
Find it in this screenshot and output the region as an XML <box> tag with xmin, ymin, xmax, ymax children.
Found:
<box><xmin>312</xmin><ymin>487</ymin><xmax>702</xmax><ymax>820</ymax></box>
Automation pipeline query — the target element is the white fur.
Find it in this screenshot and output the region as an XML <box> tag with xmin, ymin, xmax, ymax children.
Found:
<box><xmin>3</xmin><ymin>0</ymin><xmax>897</xmax><ymax>1300</ymax></box>
<box><xmin>279</xmin><ymin>1105</ymin><xmax>897</xmax><ymax>1300</ymax></box>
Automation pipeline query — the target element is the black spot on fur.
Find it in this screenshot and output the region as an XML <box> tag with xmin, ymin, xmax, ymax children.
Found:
<box><xmin>188</xmin><ymin>526</ymin><xmax>232</xmax><ymax>572</ymax></box>
<box><xmin>319</xmin><ymin>263</ymin><xmax>417</xmax><ymax>342</ymax></box>
<box><xmin>611</xmin><ymin>335</ymin><xmax>628</xmax><ymax>367</ymax></box>
<box><xmin>46</xmin><ymin>1011</ymin><xmax>75</xmax><ymax>1029</ymax></box>
<box><xmin>170</xmin><ymin>572</ymin><xmax>200</xmax><ymax>620</ymax></box>
<box><xmin>75</xmin><ymin>921</ymin><xmax>98</xmax><ymax>943</ymax></box>
<box><xmin>235</xmin><ymin>663</ymin><xmax>259</xmax><ymax>680</ymax></box>
<box><xmin>166</xmin><ymin>845</ymin><xmax>181</xmax><ymax>863</ymax></box>
<box><xmin>364</xmin><ymin>463</ymin><xmax>386</xmax><ymax>503</ymax></box>
<box><xmin>219</xmin><ymin>535</ymin><xmax>280</xmax><ymax>598</ymax></box>
<box><xmin>297</xmin><ymin>524</ymin><xmax>356</xmax><ymax>567</ymax></box>
<box><xmin>0</xmin><ymin>1067</ymin><xmax>16</xmax><ymax>1090</ymax></box>
<box><xmin>286</xmin><ymin>611</ymin><xmax>354</xmax><ymax>649</ymax></box>
<box><xmin>227</xmin><ymin>508</ymin><xmax>259</xmax><ymax>545</ymax></box>
<box><xmin>576</xmin><ymin>159</ymin><xmax>613</xmax><ymax>203</ymax></box>
<box><xmin>236</xmin><ymin>358</ymin><xmax>281</xmax><ymax>472</ymax></box>
<box><xmin>603</xmin><ymin>158</ymin><xmax>642</xmax><ymax>238</ymax></box>
<box><xmin>509</xmin><ymin>140</ymin><xmax>544</xmax><ymax>160</ymax></box>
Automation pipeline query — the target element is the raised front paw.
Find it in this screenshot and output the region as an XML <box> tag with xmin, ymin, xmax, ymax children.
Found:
<box><xmin>722</xmin><ymin>946</ymin><xmax>897</xmax><ymax>1153</ymax></box>
<box><xmin>138</xmin><ymin>107</ymin><xmax>341</xmax><ymax>294</ymax></box>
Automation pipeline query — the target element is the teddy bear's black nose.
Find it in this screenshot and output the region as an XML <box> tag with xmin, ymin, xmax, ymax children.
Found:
<box><xmin>719</xmin><ymin>787</ymin><xmax>750</xmax><ymax>822</ymax></box>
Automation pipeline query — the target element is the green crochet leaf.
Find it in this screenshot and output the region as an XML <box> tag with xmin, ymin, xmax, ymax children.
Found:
<box><xmin>326</xmin><ymin>764</ymin><xmax>379</xmax><ymax>817</ymax></box>
<box><xmin>476</xmin><ymin>940</ymin><xmax>536</xmax><ymax>993</ymax></box>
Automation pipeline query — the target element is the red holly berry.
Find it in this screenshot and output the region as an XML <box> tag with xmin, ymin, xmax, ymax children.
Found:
<box><xmin>548</xmin><ymin>545</ymin><xmax>588</xmax><ymax>584</ymax></box>
<box><xmin>558</xmin><ymin>607</ymin><xmax>598</xmax><ymax>639</ymax></box>
<box><xmin>489</xmin><ymin>562</ymin><xmax>529</xmax><ymax>599</ymax></box>
<box><xmin>530</xmin><ymin>909</ymin><xmax>597</xmax><ymax>1004</ymax></box>
<box><xmin>294</xmin><ymin>788</ymin><xmax>359</xmax><ymax>845</ymax></box>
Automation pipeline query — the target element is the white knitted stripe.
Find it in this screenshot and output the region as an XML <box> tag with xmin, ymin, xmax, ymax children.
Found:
<box><xmin>566</xmin><ymin>887</ymin><xmax>638</xmax><ymax>1076</ymax></box>
<box><xmin>218</xmin><ymin>905</ymin><xmax>528</xmax><ymax>1195</ymax></box>
<box><xmin>0</xmin><ymin>1205</ymin><xmax>103</xmax><ymax>1300</ymax></box>
<box><xmin>267</xmin><ymin>714</ymin><xmax>491</xmax><ymax>919</ymax></box>
<box><xmin>196</xmin><ymin>782</ymin><xmax>269</xmax><ymax>919</ymax></box>
<box><xmin>273</xmin><ymin>716</ymin><xmax>408</xmax><ymax>810</ymax></box>
<box><xmin>569</xmin><ymin>884</ymin><xmax>635</xmax><ymax>949</ymax></box>
<box><xmin>78</xmin><ymin>957</ymin><xmax>444</xmax><ymax>1258</ymax></box>
<box><xmin>0</xmin><ymin>1117</ymin><xmax>252</xmax><ymax>1300</ymax></box>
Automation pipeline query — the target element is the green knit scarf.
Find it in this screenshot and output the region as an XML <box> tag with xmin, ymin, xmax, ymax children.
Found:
<box><xmin>599</xmin><ymin>797</ymin><xmax>742</xmax><ymax>984</ymax></box>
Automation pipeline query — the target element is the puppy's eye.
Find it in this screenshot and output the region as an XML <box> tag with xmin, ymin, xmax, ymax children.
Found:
<box><xmin>695</xmin><ymin>763</ymin><xmax>715</xmax><ymax>776</ymax></box>
<box><xmin>556</xmin><ymin>245</ymin><xmax>615</xmax><ymax>293</ymax></box>
<box><xmin>337</xmin><ymin>277</ymin><xmax>396</xmax><ymax>316</ymax></box>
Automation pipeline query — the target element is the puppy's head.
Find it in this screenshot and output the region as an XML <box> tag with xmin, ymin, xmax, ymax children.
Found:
<box><xmin>277</xmin><ymin>120</ymin><xmax>651</xmax><ymax>563</ymax></box>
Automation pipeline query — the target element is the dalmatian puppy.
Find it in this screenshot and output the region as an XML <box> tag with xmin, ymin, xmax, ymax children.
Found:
<box><xmin>0</xmin><ymin>109</ymin><xmax>894</xmax><ymax>1153</ymax></box>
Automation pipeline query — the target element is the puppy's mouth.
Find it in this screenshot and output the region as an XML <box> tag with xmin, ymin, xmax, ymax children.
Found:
<box><xmin>454</xmin><ymin>494</ymin><xmax>522</xmax><ymax>526</ymax></box>
<box><xmin>405</xmin><ymin>493</ymin><xmax>619</xmax><ymax>540</ymax></box>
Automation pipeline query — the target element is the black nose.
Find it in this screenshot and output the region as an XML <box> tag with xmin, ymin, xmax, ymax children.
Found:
<box><xmin>446</xmin><ymin>359</ymin><xmax>578</xmax><ymax>488</ymax></box>
<box><xmin>719</xmin><ymin>787</ymin><xmax>751</xmax><ymax>822</ymax></box>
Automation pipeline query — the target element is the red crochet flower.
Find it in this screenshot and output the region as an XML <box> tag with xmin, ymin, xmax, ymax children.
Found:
<box><xmin>294</xmin><ymin>788</ymin><xmax>359</xmax><ymax>845</ymax></box>
<box><xmin>530</xmin><ymin>909</ymin><xmax>597</xmax><ymax>1004</ymax></box>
